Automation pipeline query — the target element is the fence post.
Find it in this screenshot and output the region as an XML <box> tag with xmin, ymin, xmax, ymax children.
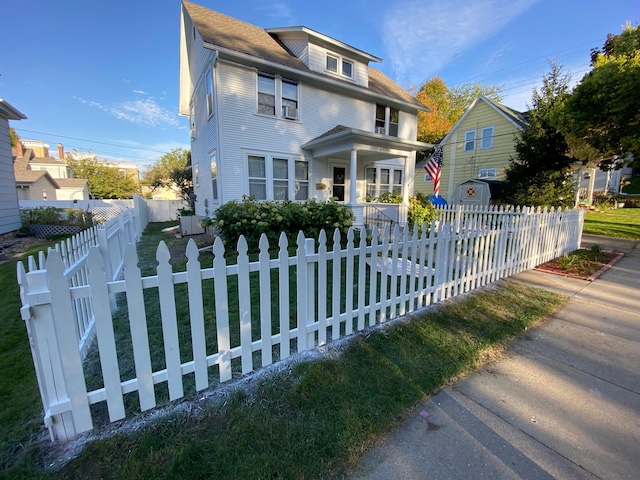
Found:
<box><xmin>21</xmin><ymin>253</ymin><xmax>93</xmax><ymax>443</ymax></box>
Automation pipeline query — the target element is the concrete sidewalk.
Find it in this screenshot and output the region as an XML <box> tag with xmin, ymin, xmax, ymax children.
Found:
<box><xmin>350</xmin><ymin>235</ymin><xmax>640</xmax><ymax>480</ymax></box>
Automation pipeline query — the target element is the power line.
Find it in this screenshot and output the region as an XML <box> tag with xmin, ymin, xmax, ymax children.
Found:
<box><xmin>13</xmin><ymin>128</ymin><xmax>174</xmax><ymax>155</ymax></box>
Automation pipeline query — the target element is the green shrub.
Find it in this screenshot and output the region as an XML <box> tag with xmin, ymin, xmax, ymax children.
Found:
<box><xmin>213</xmin><ymin>197</ymin><xmax>355</xmax><ymax>252</ymax></box>
<box><xmin>20</xmin><ymin>206</ymin><xmax>93</xmax><ymax>229</ymax></box>
<box><xmin>408</xmin><ymin>193</ymin><xmax>438</xmax><ymax>231</ymax></box>
<box><xmin>376</xmin><ymin>192</ymin><xmax>403</xmax><ymax>203</ymax></box>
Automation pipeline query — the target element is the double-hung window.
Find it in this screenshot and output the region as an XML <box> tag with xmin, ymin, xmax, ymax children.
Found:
<box><xmin>247</xmin><ymin>154</ymin><xmax>308</xmax><ymax>201</ymax></box>
<box><xmin>257</xmin><ymin>72</ymin><xmax>298</xmax><ymax>120</ymax></box>
<box><xmin>374</xmin><ymin>104</ymin><xmax>399</xmax><ymax>137</ymax></box>
<box><xmin>464</xmin><ymin>130</ymin><xmax>476</xmax><ymax>152</ymax></box>
<box><xmin>257</xmin><ymin>72</ymin><xmax>276</xmax><ymax>116</ymax></box>
<box><xmin>205</xmin><ymin>67</ymin><xmax>214</xmax><ymax>117</ymax></box>
<box><xmin>481</xmin><ymin>126</ymin><xmax>494</xmax><ymax>149</ymax></box>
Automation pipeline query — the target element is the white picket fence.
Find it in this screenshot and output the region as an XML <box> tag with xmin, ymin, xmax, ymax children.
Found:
<box><xmin>17</xmin><ymin>205</ymin><xmax>583</xmax><ymax>443</ymax></box>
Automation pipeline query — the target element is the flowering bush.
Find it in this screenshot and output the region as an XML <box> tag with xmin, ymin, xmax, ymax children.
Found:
<box><xmin>408</xmin><ymin>193</ymin><xmax>438</xmax><ymax>230</ymax></box>
<box><xmin>213</xmin><ymin>197</ymin><xmax>354</xmax><ymax>252</ymax></box>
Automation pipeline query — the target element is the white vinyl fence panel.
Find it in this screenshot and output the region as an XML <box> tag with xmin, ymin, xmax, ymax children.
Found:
<box><xmin>18</xmin><ymin>205</ymin><xmax>584</xmax><ymax>443</ymax></box>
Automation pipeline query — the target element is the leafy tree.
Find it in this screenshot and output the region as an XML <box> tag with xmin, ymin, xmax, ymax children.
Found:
<box><xmin>67</xmin><ymin>156</ymin><xmax>140</xmax><ymax>199</ymax></box>
<box><xmin>9</xmin><ymin>128</ymin><xmax>19</xmax><ymax>147</ymax></box>
<box><xmin>415</xmin><ymin>77</ymin><xmax>503</xmax><ymax>146</ymax></box>
<box><xmin>143</xmin><ymin>148</ymin><xmax>194</xmax><ymax>210</ymax></box>
<box><xmin>502</xmin><ymin>62</ymin><xmax>575</xmax><ymax>207</ymax></box>
<box><xmin>557</xmin><ymin>23</ymin><xmax>640</xmax><ymax>167</ymax></box>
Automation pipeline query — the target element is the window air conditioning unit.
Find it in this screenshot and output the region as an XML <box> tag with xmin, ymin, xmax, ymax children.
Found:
<box><xmin>375</xmin><ymin>126</ymin><xmax>385</xmax><ymax>134</ymax></box>
<box><xmin>283</xmin><ymin>106</ymin><xmax>297</xmax><ymax>120</ymax></box>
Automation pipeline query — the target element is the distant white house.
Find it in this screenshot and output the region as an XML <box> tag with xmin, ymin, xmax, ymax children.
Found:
<box><xmin>0</xmin><ymin>99</ymin><xmax>26</xmax><ymax>234</ymax></box>
<box><xmin>179</xmin><ymin>1</ymin><xmax>431</xmax><ymax>226</ymax></box>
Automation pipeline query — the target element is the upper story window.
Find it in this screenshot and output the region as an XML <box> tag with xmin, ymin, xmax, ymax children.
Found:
<box><xmin>325</xmin><ymin>52</ymin><xmax>355</xmax><ymax>79</ymax></box>
<box><xmin>205</xmin><ymin>67</ymin><xmax>214</xmax><ymax>117</ymax></box>
<box><xmin>375</xmin><ymin>104</ymin><xmax>399</xmax><ymax>137</ymax></box>
<box><xmin>257</xmin><ymin>72</ymin><xmax>298</xmax><ymax>120</ymax></box>
<box><xmin>481</xmin><ymin>126</ymin><xmax>494</xmax><ymax>149</ymax></box>
<box><xmin>478</xmin><ymin>168</ymin><xmax>497</xmax><ymax>178</ymax></box>
<box><xmin>464</xmin><ymin>130</ymin><xmax>476</xmax><ymax>152</ymax></box>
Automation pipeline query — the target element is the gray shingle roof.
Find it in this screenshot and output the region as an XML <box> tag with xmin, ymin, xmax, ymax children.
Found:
<box><xmin>183</xmin><ymin>1</ymin><xmax>426</xmax><ymax>110</ymax></box>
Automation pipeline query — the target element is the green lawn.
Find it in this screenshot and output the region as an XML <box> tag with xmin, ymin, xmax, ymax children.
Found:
<box><xmin>1</xmin><ymin>223</ymin><xmax>567</xmax><ymax>479</ymax></box>
<box><xmin>583</xmin><ymin>208</ymin><xmax>640</xmax><ymax>239</ymax></box>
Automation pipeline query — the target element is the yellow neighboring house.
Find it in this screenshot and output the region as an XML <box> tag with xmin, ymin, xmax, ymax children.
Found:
<box><xmin>415</xmin><ymin>96</ymin><xmax>528</xmax><ymax>203</ymax></box>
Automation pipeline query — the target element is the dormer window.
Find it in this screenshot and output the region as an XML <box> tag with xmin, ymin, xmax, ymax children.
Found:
<box><xmin>325</xmin><ymin>52</ymin><xmax>355</xmax><ymax>79</ymax></box>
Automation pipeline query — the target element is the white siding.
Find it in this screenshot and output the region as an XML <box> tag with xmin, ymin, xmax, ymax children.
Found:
<box><xmin>0</xmin><ymin>117</ymin><xmax>21</xmax><ymax>234</ymax></box>
<box><xmin>278</xmin><ymin>36</ymin><xmax>309</xmax><ymax>65</ymax></box>
<box><xmin>210</xmin><ymin>61</ymin><xmax>378</xmax><ymax>203</ymax></box>
<box><xmin>307</xmin><ymin>43</ymin><xmax>368</xmax><ymax>87</ymax></box>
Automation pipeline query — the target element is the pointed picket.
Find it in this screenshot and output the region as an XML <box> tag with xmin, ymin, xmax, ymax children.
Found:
<box><xmin>258</xmin><ymin>234</ymin><xmax>273</xmax><ymax>367</ymax></box>
<box><xmin>331</xmin><ymin>228</ymin><xmax>342</xmax><ymax>340</ymax></box>
<box><xmin>123</xmin><ymin>243</ymin><xmax>155</xmax><ymax>411</ymax></box>
<box><xmin>186</xmin><ymin>239</ymin><xmax>208</xmax><ymax>391</ymax></box>
<box><xmin>317</xmin><ymin>230</ymin><xmax>328</xmax><ymax>345</ymax></box>
<box><xmin>213</xmin><ymin>237</ymin><xmax>231</xmax><ymax>382</ymax></box>
<box><xmin>278</xmin><ymin>233</ymin><xmax>291</xmax><ymax>359</ymax></box>
<box><xmin>356</xmin><ymin>228</ymin><xmax>367</xmax><ymax>331</ymax></box>
<box><xmin>296</xmin><ymin>231</ymin><xmax>308</xmax><ymax>351</ymax></box>
<box><xmin>46</xmin><ymin>250</ymin><xmax>93</xmax><ymax>434</ymax></box>
<box><xmin>87</xmin><ymin>247</ymin><xmax>125</xmax><ymax>422</ymax></box>
<box><xmin>156</xmin><ymin>241</ymin><xmax>183</xmax><ymax>401</ymax></box>
<box><xmin>368</xmin><ymin>226</ymin><xmax>379</xmax><ymax>326</ymax></box>
<box><xmin>236</xmin><ymin>235</ymin><xmax>253</xmax><ymax>374</ymax></box>
<box><xmin>344</xmin><ymin>228</ymin><xmax>355</xmax><ymax>335</ymax></box>
<box><xmin>378</xmin><ymin>225</ymin><xmax>390</xmax><ymax>323</ymax></box>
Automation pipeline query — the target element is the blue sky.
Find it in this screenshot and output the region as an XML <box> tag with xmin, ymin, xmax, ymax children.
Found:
<box><xmin>2</xmin><ymin>0</ymin><xmax>636</xmax><ymax>169</ymax></box>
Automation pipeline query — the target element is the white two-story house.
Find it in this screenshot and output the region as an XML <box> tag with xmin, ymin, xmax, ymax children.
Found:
<box><xmin>179</xmin><ymin>1</ymin><xmax>431</xmax><ymax>227</ymax></box>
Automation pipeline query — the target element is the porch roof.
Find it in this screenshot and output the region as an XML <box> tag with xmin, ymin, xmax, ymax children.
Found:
<box><xmin>301</xmin><ymin>125</ymin><xmax>433</xmax><ymax>160</ymax></box>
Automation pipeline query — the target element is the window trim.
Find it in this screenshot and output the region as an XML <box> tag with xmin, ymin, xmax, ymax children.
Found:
<box><xmin>325</xmin><ymin>51</ymin><xmax>356</xmax><ymax>79</ymax></box>
<box><xmin>205</xmin><ymin>66</ymin><xmax>214</xmax><ymax>118</ymax></box>
<box><xmin>256</xmin><ymin>71</ymin><xmax>299</xmax><ymax>121</ymax></box>
<box><xmin>480</xmin><ymin>126</ymin><xmax>494</xmax><ymax>149</ymax></box>
<box><xmin>464</xmin><ymin>130</ymin><xmax>476</xmax><ymax>152</ymax></box>
<box><xmin>210</xmin><ymin>149</ymin><xmax>218</xmax><ymax>202</ymax></box>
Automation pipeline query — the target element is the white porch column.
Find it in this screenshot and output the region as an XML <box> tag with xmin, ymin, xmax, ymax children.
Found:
<box><xmin>349</xmin><ymin>148</ymin><xmax>357</xmax><ymax>205</ymax></box>
<box><xmin>402</xmin><ymin>154</ymin><xmax>411</xmax><ymax>205</ymax></box>
<box><xmin>587</xmin><ymin>167</ymin><xmax>597</xmax><ymax>205</ymax></box>
<box><xmin>574</xmin><ymin>166</ymin><xmax>583</xmax><ymax>206</ymax></box>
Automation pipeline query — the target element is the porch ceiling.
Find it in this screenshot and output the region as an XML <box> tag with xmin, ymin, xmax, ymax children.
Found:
<box><xmin>301</xmin><ymin>125</ymin><xmax>433</xmax><ymax>161</ymax></box>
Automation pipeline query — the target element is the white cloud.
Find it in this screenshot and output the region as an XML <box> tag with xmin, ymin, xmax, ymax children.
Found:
<box><xmin>132</xmin><ymin>89</ymin><xmax>149</xmax><ymax>95</ymax></box>
<box><xmin>382</xmin><ymin>0</ymin><xmax>539</xmax><ymax>86</ymax></box>
<box><xmin>257</xmin><ymin>3</ymin><xmax>296</xmax><ymax>24</ymax></box>
<box><xmin>75</xmin><ymin>96</ymin><xmax>180</xmax><ymax>128</ymax></box>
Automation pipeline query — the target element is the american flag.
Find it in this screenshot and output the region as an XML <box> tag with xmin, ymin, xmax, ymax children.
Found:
<box><xmin>424</xmin><ymin>145</ymin><xmax>444</xmax><ymax>197</ymax></box>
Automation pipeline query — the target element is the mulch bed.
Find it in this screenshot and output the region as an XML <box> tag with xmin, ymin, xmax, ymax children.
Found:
<box><xmin>535</xmin><ymin>250</ymin><xmax>625</xmax><ymax>281</ymax></box>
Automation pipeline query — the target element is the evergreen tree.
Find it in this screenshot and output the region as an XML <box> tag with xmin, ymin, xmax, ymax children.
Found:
<box><xmin>502</xmin><ymin>62</ymin><xmax>575</xmax><ymax>207</ymax></box>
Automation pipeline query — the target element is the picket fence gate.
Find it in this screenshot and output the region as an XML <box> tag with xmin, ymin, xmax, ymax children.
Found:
<box><xmin>17</xmin><ymin>205</ymin><xmax>583</xmax><ymax>443</ymax></box>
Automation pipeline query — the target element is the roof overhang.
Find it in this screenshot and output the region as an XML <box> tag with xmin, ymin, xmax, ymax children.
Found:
<box><xmin>302</xmin><ymin>126</ymin><xmax>433</xmax><ymax>160</ymax></box>
<box><xmin>0</xmin><ymin>99</ymin><xmax>26</xmax><ymax>120</ymax></box>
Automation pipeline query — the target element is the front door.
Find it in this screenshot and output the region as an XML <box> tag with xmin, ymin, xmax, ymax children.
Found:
<box><xmin>332</xmin><ymin>166</ymin><xmax>346</xmax><ymax>202</ymax></box>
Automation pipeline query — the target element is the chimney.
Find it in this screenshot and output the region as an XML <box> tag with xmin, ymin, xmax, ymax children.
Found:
<box><xmin>58</xmin><ymin>143</ymin><xmax>65</xmax><ymax>161</ymax></box>
<box><xmin>15</xmin><ymin>140</ymin><xmax>24</xmax><ymax>157</ymax></box>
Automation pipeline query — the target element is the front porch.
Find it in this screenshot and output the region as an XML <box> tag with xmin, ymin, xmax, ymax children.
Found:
<box><xmin>302</xmin><ymin>125</ymin><xmax>431</xmax><ymax>228</ymax></box>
